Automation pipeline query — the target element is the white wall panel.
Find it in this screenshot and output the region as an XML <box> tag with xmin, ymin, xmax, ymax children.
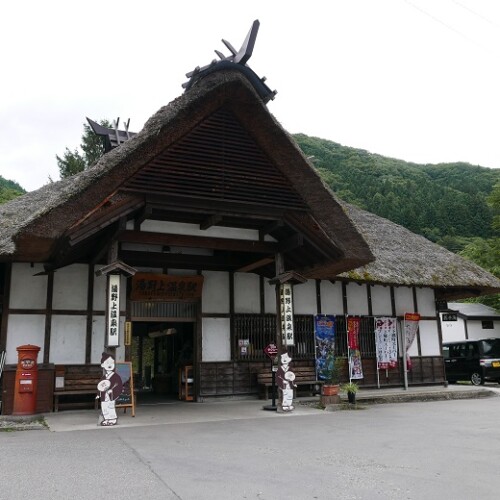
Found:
<box><xmin>264</xmin><ymin>278</ymin><xmax>276</xmax><ymax>314</ymax></box>
<box><xmin>415</xmin><ymin>287</ymin><xmax>436</xmax><ymax>316</ymax></box>
<box><xmin>467</xmin><ymin>320</ymin><xmax>500</xmax><ymax>340</ymax></box>
<box><xmin>91</xmin><ymin>316</ymin><xmax>106</xmax><ymax>364</ymax></box>
<box><xmin>370</xmin><ymin>285</ymin><xmax>392</xmax><ymax>316</ymax></box>
<box><xmin>53</xmin><ymin>264</ymin><xmax>88</xmax><ymax>310</ymax></box>
<box><xmin>394</xmin><ymin>287</ymin><xmax>414</xmax><ymax>316</ymax></box>
<box><xmin>293</xmin><ymin>280</ymin><xmax>317</xmax><ymax>315</ymax></box>
<box><xmin>440</xmin><ymin>315</ymin><xmax>466</xmax><ymax>342</ymax></box>
<box><xmin>10</xmin><ymin>263</ymin><xmax>47</xmax><ymax>309</ymax></box>
<box><xmin>49</xmin><ymin>315</ymin><xmax>86</xmax><ymax>363</ymax></box>
<box><xmin>93</xmin><ymin>275</ymin><xmax>107</xmax><ymax>311</ymax></box>
<box><xmin>202</xmin><ymin>318</ymin><xmax>231</xmax><ymax>361</ymax></box>
<box><xmin>320</xmin><ymin>281</ymin><xmax>343</xmax><ymax>315</ymax></box>
<box><xmin>5</xmin><ymin>315</ymin><xmax>45</xmax><ymax>364</ymax></box>
<box><xmin>346</xmin><ymin>283</ymin><xmax>368</xmax><ymax>315</ymax></box>
<box><xmin>234</xmin><ymin>273</ymin><xmax>260</xmax><ymax>313</ymax></box>
<box><xmin>419</xmin><ymin>320</ymin><xmax>441</xmax><ymax>355</ymax></box>
<box><xmin>202</xmin><ymin>271</ymin><xmax>229</xmax><ymax>313</ymax></box>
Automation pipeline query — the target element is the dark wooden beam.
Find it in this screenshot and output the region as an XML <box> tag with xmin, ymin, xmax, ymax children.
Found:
<box><xmin>119</xmin><ymin>250</ymin><xmax>246</xmax><ymax>270</ymax></box>
<box><xmin>236</xmin><ymin>257</ymin><xmax>274</xmax><ymax>273</ymax></box>
<box><xmin>118</xmin><ymin>230</ymin><xmax>278</xmax><ymax>253</ymax></box>
<box><xmin>143</xmin><ymin>196</ymin><xmax>288</xmax><ymax>220</ymax></box>
<box><xmin>68</xmin><ymin>197</ymin><xmax>143</xmax><ymax>246</ymax></box>
<box><xmin>278</xmin><ymin>233</ymin><xmax>304</xmax><ymax>252</ymax></box>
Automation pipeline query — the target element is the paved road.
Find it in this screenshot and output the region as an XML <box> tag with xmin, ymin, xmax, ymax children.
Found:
<box><xmin>1</xmin><ymin>395</ymin><xmax>500</xmax><ymax>500</ymax></box>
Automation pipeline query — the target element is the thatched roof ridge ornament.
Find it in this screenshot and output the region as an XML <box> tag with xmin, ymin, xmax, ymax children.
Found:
<box><xmin>182</xmin><ymin>20</ymin><xmax>277</xmax><ymax>103</ymax></box>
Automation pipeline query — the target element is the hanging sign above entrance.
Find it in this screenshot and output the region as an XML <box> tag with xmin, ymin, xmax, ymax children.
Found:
<box><xmin>130</xmin><ymin>273</ymin><xmax>204</xmax><ymax>301</ymax></box>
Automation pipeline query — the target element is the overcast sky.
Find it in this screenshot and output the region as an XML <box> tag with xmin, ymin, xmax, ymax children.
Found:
<box><xmin>1</xmin><ymin>0</ymin><xmax>499</xmax><ymax>192</ymax></box>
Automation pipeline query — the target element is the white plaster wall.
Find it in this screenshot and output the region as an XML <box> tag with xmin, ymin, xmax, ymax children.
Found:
<box><xmin>418</xmin><ymin>320</ymin><xmax>441</xmax><ymax>355</ymax></box>
<box><xmin>293</xmin><ymin>280</ymin><xmax>317</xmax><ymax>315</ymax></box>
<box><xmin>320</xmin><ymin>281</ymin><xmax>343</xmax><ymax>315</ymax></box>
<box><xmin>9</xmin><ymin>263</ymin><xmax>47</xmax><ymax>309</ymax></box>
<box><xmin>370</xmin><ymin>285</ymin><xmax>392</xmax><ymax>316</ymax></box>
<box><xmin>53</xmin><ymin>264</ymin><xmax>88</xmax><ymax>310</ymax></box>
<box><xmin>415</xmin><ymin>288</ymin><xmax>436</xmax><ymax>316</ymax></box>
<box><xmin>440</xmin><ymin>315</ymin><xmax>466</xmax><ymax>342</ymax></box>
<box><xmin>467</xmin><ymin>320</ymin><xmax>500</xmax><ymax>340</ymax></box>
<box><xmin>93</xmin><ymin>275</ymin><xmax>107</xmax><ymax>311</ymax></box>
<box><xmin>202</xmin><ymin>271</ymin><xmax>229</xmax><ymax>313</ymax></box>
<box><xmin>49</xmin><ymin>315</ymin><xmax>86</xmax><ymax>363</ymax></box>
<box><xmin>346</xmin><ymin>283</ymin><xmax>369</xmax><ymax>315</ymax></box>
<box><xmin>5</xmin><ymin>315</ymin><xmax>46</xmax><ymax>364</ymax></box>
<box><xmin>202</xmin><ymin>318</ymin><xmax>231</xmax><ymax>361</ymax></box>
<box><xmin>234</xmin><ymin>273</ymin><xmax>260</xmax><ymax>313</ymax></box>
<box><xmin>264</xmin><ymin>278</ymin><xmax>277</xmax><ymax>314</ymax></box>
<box><xmin>394</xmin><ymin>287</ymin><xmax>414</xmax><ymax>316</ymax></box>
<box><xmin>91</xmin><ymin>316</ymin><xmax>106</xmax><ymax>364</ymax></box>
<box><xmin>141</xmin><ymin>220</ymin><xmax>259</xmax><ymax>241</ymax></box>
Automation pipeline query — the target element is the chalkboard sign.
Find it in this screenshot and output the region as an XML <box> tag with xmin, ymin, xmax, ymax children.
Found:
<box><xmin>115</xmin><ymin>362</ymin><xmax>135</xmax><ymax>417</ymax></box>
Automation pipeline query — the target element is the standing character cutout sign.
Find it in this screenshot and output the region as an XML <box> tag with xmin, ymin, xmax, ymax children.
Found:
<box><xmin>97</xmin><ymin>352</ymin><xmax>123</xmax><ymax>426</ymax></box>
<box><xmin>276</xmin><ymin>352</ymin><xmax>297</xmax><ymax>412</ymax></box>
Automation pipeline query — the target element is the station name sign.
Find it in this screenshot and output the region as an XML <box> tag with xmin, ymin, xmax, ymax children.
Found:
<box><xmin>130</xmin><ymin>273</ymin><xmax>204</xmax><ymax>301</ymax></box>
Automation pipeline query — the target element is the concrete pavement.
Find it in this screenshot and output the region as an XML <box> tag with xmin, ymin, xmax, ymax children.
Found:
<box><xmin>36</xmin><ymin>383</ymin><xmax>499</xmax><ymax>432</ymax></box>
<box><xmin>1</xmin><ymin>383</ymin><xmax>497</xmax><ymax>432</ymax></box>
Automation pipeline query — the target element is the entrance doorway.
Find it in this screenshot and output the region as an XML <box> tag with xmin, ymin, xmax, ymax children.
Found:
<box><xmin>131</xmin><ymin>321</ymin><xmax>195</xmax><ymax>402</ymax></box>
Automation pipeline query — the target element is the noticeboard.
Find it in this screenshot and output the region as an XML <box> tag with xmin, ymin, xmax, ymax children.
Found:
<box><xmin>115</xmin><ymin>362</ymin><xmax>136</xmax><ymax>417</ymax></box>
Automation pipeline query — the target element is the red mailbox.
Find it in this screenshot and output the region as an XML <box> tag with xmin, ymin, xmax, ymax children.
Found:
<box><xmin>12</xmin><ymin>344</ymin><xmax>41</xmax><ymax>415</ymax></box>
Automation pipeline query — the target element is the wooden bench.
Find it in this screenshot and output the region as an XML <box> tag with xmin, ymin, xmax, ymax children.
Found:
<box><xmin>257</xmin><ymin>366</ymin><xmax>324</xmax><ymax>400</ymax></box>
<box><xmin>53</xmin><ymin>364</ymin><xmax>102</xmax><ymax>412</ymax></box>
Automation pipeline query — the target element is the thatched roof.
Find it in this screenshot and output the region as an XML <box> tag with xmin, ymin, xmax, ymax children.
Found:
<box><xmin>0</xmin><ymin>67</ymin><xmax>498</xmax><ymax>298</ymax></box>
<box><xmin>0</xmin><ymin>70</ymin><xmax>373</xmax><ymax>272</ymax></box>
<box><xmin>334</xmin><ymin>202</ymin><xmax>500</xmax><ymax>297</ymax></box>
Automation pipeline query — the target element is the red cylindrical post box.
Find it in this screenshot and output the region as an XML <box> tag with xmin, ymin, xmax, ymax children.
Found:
<box><xmin>12</xmin><ymin>344</ymin><xmax>41</xmax><ymax>416</ymax></box>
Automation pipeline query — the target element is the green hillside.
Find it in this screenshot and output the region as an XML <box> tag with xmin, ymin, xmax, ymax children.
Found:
<box><xmin>293</xmin><ymin>134</ymin><xmax>499</xmax><ymax>247</ymax></box>
<box><xmin>0</xmin><ymin>176</ymin><xmax>25</xmax><ymax>204</ymax></box>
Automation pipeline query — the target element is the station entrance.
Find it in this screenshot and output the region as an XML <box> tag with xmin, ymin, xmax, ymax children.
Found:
<box><xmin>131</xmin><ymin>320</ymin><xmax>195</xmax><ymax>402</ymax></box>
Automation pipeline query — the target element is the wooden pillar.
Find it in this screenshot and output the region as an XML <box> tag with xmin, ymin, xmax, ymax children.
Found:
<box><xmin>274</xmin><ymin>253</ymin><xmax>285</xmax><ymax>412</ymax></box>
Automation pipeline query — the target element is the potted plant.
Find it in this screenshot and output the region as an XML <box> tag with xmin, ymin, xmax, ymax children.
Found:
<box><xmin>320</xmin><ymin>355</ymin><xmax>345</xmax><ymax>396</ymax></box>
<box><xmin>341</xmin><ymin>381</ymin><xmax>359</xmax><ymax>404</ymax></box>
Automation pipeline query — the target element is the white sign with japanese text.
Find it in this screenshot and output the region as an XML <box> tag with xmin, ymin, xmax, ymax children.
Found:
<box><xmin>106</xmin><ymin>274</ymin><xmax>120</xmax><ymax>347</ymax></box>
<box><xmin>280</xmin><ymin>283</ymin><xmax>294</xmax><ymax>346</ymax></box>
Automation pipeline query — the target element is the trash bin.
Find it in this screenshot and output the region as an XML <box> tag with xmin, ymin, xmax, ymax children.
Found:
<box><xmin>12</xmin><ymin>344</ymin><xmax>41</xmax><ymax>415</ymax></box>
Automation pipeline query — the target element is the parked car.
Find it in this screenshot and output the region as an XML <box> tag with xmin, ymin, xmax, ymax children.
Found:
<box><xmin>443</xmin><ymin>338</ymin><xmax>500</xmax><ymax>386</ymax></box>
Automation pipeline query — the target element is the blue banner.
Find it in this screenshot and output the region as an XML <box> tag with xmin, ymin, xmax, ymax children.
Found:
<box><xmin>314</xmin><ymin>315</ymin><xmax>336</xmax><ymax>380</ymax></box>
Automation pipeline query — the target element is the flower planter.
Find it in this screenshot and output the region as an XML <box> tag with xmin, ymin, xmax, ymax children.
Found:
<box><xmin>322</xmin><ymin>384</ymin><xmax>340</xmax><ymax>396</ymax></box>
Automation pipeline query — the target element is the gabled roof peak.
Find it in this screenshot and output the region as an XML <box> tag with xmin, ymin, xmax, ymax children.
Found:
<box><xmin>182</xmin><ymin>20</ymin><xmax>277</xmax><ymax>103</ymax></box>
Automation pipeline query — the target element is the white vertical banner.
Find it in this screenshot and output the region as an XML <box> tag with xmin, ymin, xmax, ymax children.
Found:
<box><xmin>404</xmin><ymin>312</ymin><xmax>420</xmax><ymax>370</ymax></box>
<box><xmin>106</xmin><ymin>274</ymin><xmax>120</xmax><ymax>347</ymax></box>
<box><xmin>280</xmin><ymin>283</ymin><xmax>294</xmax><ymax>346</ymax></box>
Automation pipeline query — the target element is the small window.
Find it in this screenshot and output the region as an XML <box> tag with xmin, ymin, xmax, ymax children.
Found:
<box><xmin>482</xmin><ymin>320</ymin><xmax>494</xmax><ymax>330</ymax></box>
